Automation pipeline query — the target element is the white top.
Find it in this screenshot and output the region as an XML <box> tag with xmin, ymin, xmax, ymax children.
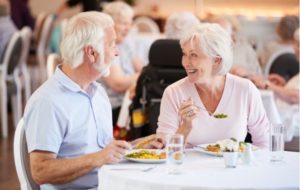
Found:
<box><xmin>157</xmin><ymin>74</ymin><xmax>270</xmax><ymax>149</ymax></box>
<box><xmin>98</xmin><ymin>150</ymin><xmax>300</xmax><ymax>190</ymax></box>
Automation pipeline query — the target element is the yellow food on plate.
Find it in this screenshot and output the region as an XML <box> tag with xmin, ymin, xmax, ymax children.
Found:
<box><xmin>126</xmin><ymin>150</ymin><xmax>166</xmax><ymax>160</ymax></box>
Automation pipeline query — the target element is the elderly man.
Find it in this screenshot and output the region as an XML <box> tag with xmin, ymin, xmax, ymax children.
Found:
<box><xmin>23</xmin><ymin>12</ymin><xmax>131</xmax><ymax>190</ymax></box>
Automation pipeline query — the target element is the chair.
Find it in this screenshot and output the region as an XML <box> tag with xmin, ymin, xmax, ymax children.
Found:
<box><xmin>263</xmin><ymin>48</ymin><xmax>294</xmax><ymax>77</ymax></box>
<box><xmin>129</xmin><ymin>39</ymin><xmax>186</xmax><ymax>139</ymax></box>
<box><xmin>132</xmin><ymin>16</ymin><xmax>160</xmax><ymax>34</ymax></box>
<box><xmin>36</xmin><ymin>14</ymin><xmax>55</xmax><ymax>83</ymax></box>
<box><xmin>14</xmin><ymin>119</ymin><xmax>40</xmax><ymax>190</ymax></box>
<box><xmin>19</xmin><ymin>27</ymin><xmax>33</xmax><ymax>101</ymax></box>
<box><xmin>0</xmin><ymin>32</ymin><xmax>23</xmax><ymax>138</ymax></box>
<box><xmin>46</xmin><ymin>53</ymin><xmax>61</xmax><ymax>78</ymax></box>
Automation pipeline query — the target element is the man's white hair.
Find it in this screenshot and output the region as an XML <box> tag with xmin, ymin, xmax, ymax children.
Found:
<box><xmin>180</xmin><ymin>23</ymin><xmax>233</xmax><ymax>75</ymax></box>
<box><xmin>103</xmin><ymin>1</ymin><xmax>134</xmax><ymax>21</ymax></box>
<box><xmin>165</xmin><ymin>12</ymin><xmax>200</xmax><ymax>39</ymax></box>
<box><xmin>60</xmin><ymin>11</ymin><xmax>113</xmax><ymax>68</ymax></box>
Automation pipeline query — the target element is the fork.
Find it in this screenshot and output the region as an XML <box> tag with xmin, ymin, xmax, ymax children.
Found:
<box><xmin>110</xmin><ymin>166</ymin><xmax>156</xmax><ymax>172</ymax></box>
<box><xmin>194</xmin><ymin>105</ymin><xmax>214</xmax><ymax>116</ymax></box>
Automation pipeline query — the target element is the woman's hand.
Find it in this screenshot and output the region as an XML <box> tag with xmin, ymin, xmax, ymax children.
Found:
<box><xmin>177</xmin><ymin>98</ymin><xmax>199</xmax><ymax>137</ymax></box>
<box><xmin>268</xmin><ymin>74</ymin><xmax>286</xmax><ymax>86</ymax></box>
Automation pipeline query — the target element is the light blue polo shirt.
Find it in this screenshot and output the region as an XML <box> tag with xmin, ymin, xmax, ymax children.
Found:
<box><xmin>24</xmin><ymin>66</ymin><xmax>113</xmax><ymax>190</ymax></box>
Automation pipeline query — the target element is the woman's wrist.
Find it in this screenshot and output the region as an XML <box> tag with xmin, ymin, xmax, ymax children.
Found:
<box><xmin>176</xmin><ymin>123</ymin><xmax>192</xmax><ymax>138</ymax></box>
<box><xmin>264</xmin><ymin>81</ymin><xmax>271</xmax><ymax>89</ymax></box>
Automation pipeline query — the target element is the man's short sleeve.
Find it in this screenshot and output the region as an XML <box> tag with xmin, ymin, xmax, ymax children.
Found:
<box><xmin>24</xmin><ymin>98</ymin><xmax>65</xmax><ymax>154</ymax></box>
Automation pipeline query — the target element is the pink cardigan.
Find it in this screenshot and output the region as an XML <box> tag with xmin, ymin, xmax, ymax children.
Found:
<box><xmin>157</xmin><ymin>74</ymin><xmax>269</xmax><ymax>148</ymax></box>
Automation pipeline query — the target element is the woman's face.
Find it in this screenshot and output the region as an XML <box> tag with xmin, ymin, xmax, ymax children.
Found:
<box><xmin>114</xmin><ymin>15</ymin><xmax>133</xmax><ymax>44</ymax></box>
<box><xmin>181</xmin><ymin>41</ymin><xmax>215</xmax><ymax>83</ymax></box>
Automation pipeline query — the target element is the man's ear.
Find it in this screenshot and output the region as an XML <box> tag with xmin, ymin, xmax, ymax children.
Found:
<box><xmin>84</xmin><ymin>45</ymin><xmax>97</xmax><ymax>63</ymax></box>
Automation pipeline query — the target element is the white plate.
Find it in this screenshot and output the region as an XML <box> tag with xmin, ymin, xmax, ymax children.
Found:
<box><xmin>194</xmin><ymin>144</ymin><xmax>258</xmax><ymax>157</ymax></box>
<box><xmin>194</xmin><ymin>144</ymin><xmax>223</xmax><ymax>157</ymax></box>
<box><xmin>125</xmin><ymin>149</ymin><xmax>166</xmax><ymax>164</ymax></box>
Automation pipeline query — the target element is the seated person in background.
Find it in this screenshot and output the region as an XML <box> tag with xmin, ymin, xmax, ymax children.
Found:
<box><xmin>0</xmin><ymin>1</ymin><xmax>17</xmax><ymax>59</ymax></box>
<box><xmin>251</xmin><ymin>28</ymin><xmax>299</xmax><ymax>142</ymax></box>
<box><xmin>156</xmin><ymin>23</ymin><xmax>269</xmax><ymax>149</ymax></box>
<box><xmin>102</xmin><ymin>1</ymin><xmax>144</xmax><ymax>126</ymax></box>
<box><xmin>56</xmin><ymin>0</ymin><xmax>113</xmax><ymax>17</ymax></box>
<box><xmin>210</xmin><ymin>15</ymin><xmax>262</xmax><ymax>77</ymax></box>
<box><xmin>164</xmin><ymin>11</ymin><xmax>200</xmax><ymax>39</ymax></box>
<box><xmin>24</xmin><ymin>12</ymin><xmax>132</xmax><ymax>189</ymax></box>
<box><xmin>9</xmin><ymin>0</ymin><xmax>35</xmax><ymax>30</ymax></box>
<box><xmin>259</xmin><ymin>15</ymin><xmax>299</xmax><ymax>80</ymax></box>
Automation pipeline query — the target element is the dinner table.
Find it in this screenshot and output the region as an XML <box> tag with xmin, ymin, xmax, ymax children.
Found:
<box><xmin>98</xmin><ymin>149</ymin><xmax>299</xmax><ymax>190</ymax></box>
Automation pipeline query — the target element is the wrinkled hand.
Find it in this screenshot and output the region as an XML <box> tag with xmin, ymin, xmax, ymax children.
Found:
<box><xmin>98</xmin><ymin>140</ymin><xmax>131</xmax><ymax>165</ymax></box>
<box><xmin>179</xmin><ymin>98</ymin><xmax>199</xmax><ymax>124</ymax></box>
<box><xmin>249</xmin><ymin>75</ymin><xmax>267</xmax><ymax>89</ymax></box>
<box><xmin>268</xmin><ymin>74</ymin><xmax>286</xmax><ymax>86</ymax></box>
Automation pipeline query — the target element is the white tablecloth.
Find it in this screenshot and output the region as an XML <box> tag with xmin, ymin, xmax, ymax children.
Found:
<box><xmin>98</xmin><ymin>150</ymin><xmax>299</xmax><ymax>190</ymax></box>
<box><xmin>260</xmin><ymin>90</ymin><xmax>281</xmax><ymax>124</ymax></box>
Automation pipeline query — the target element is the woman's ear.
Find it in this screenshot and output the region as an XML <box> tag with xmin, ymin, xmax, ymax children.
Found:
<box><xmin>213</xmin><ymin>56</ymin><xmax>222</xmax><ymax>71</ymax></box>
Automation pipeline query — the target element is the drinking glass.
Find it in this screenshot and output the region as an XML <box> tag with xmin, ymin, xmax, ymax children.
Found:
<box><xmin>270</xmin><ymin>123</ymin><xmax>285</xmax><ymax>162</ymax></box>
<box><xmin>166</xmin><ymin>134</ymin><xmax>184</xmax><ymax>174</ymax></box>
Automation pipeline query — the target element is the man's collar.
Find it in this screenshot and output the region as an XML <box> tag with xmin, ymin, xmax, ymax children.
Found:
<box><xmin>53</xmin><ymin>65</ymin><xmax>98</xmax><ymax>96</ymax></box>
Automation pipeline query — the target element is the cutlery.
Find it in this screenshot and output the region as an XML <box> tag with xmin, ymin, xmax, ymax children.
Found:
<box><xmin>110</xmin><ymin>166</ymin><xmax>156</xmax><ymax>172</ymax></box>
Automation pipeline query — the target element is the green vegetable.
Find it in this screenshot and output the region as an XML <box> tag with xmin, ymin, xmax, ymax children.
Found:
<box><xmin>213</xmin><ymin>113</ymin><xmax>228</xmax><ymax>118</ymax></box>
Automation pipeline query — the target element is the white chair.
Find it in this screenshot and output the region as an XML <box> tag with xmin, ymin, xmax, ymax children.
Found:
<box><xmin>132</xmin><ymin>16</ymin><xmax>160</xmax><ymax>34</ymax></box>
<box><xmin>19</xmin><ymin>27</ymin><xmax>33</xmax><ymax>101</ymax></box>
<box><xmin>0</xmin><ymin>32</ymin><xmax>23</xmax><ymax>138</ymax></box>
<box><xmin>36</xmin><ymin>14</ymin><xmax>55</xmax><ymax>84</ymax></box>
<box><xmin>14</xmin><ymin>119</ymin><xmax>40</xmax><ymax>190</ymax></box>
<box><xmin>46</xmin><ymin>53</ymin><xmax>61</xmax><ymax>78</ymax></box>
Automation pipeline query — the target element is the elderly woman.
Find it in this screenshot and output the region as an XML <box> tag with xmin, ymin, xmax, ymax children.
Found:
<box><xmin>164</xmin><ymin>11</ymin><xmax>200</xmax><ymax>39</ymax></box>
<box><xmin>156</xmin><ymin>23</ymin><xmax>269</xmax><ymax>149</ymax></box>
<box><xmin>102</xmin><ymin>1</ymin><xmax>143</xmax><ymax>126</ymax></box>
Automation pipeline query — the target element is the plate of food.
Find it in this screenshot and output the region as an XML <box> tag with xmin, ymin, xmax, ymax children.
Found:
<box><xmin>194</xmin><ymin>138</ymin><xmax>257</xmax><ymax>157</ymax></box>
<box><xmin>125</xmin><ymin>149</ymin><xmax>166</xmax><ymax>163</ymax></box>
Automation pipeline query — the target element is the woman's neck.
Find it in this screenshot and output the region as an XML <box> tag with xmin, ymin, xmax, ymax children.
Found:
<box><xmin>195</xmin><ymin>75</ymin><xmax>226</xmax><ymax>96</ymax></box>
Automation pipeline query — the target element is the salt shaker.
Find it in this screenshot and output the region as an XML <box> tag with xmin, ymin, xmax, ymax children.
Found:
<box><xmin>241</xmin><ymin>143</ymin><xmax>254</xmax><ymax>165</ymax></box>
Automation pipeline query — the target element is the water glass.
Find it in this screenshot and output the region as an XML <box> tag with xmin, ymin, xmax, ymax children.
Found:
<box><xmin>166</xmin><ymin>134</ymin><xmax>184</xmax><ymax>174</ymax></box>
<box><xmin>270</xmin><ymin>124</ymin><xmax>285</xmax><ymax>162</ymax></box>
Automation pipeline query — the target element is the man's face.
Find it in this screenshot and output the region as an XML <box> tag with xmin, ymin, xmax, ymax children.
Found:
<box><xmin>104</xmin><ymin>26</ymin><xmax>118</xmax><ymax>64</ymax></box>
<box><xmin>93</xmin><ymin>26</ymin><xmax>118</xmax><ymax>77</ymax></box>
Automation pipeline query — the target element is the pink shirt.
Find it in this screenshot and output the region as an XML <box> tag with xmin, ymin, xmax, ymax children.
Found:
<box><xmin>157</xmin><ymin>74</ymin><xmax>269</xmax><ymax>149</ymax></box>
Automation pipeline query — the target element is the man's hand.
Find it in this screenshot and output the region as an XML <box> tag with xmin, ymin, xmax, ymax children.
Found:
<box><xmin>97</xmin><ymin>140</ymin><xmax>132</xmax><ymax>165</ymax></box>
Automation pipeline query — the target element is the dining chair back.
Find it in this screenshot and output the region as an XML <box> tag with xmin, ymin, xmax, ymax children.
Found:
<box><xmin>14</xmin><ymin>119</ymin><xmax>40</xmax><ymax>190</ymax></box>
<box><xmin>0</xmin><ymin>31</ymin><xmax>23</xmax><ymax>138</ymax></box>
<box><xmin>36</xmin><ymin>14</ymin><xmax>55</xmax><ymax>83</ymax></box>
<box><xmin>46</xmin><ymin>53</ymin><xmax>61</xmax><ymax>78</ymax></box>
<box><xmin>132</xmin><ymin>16</ymin><xmax>160</xmax><ymax>34</ymax></box>
<box><xmin>20</xmin><ymin>26</ymin><xmax>33</xmax><ymax>101</ymax></box>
